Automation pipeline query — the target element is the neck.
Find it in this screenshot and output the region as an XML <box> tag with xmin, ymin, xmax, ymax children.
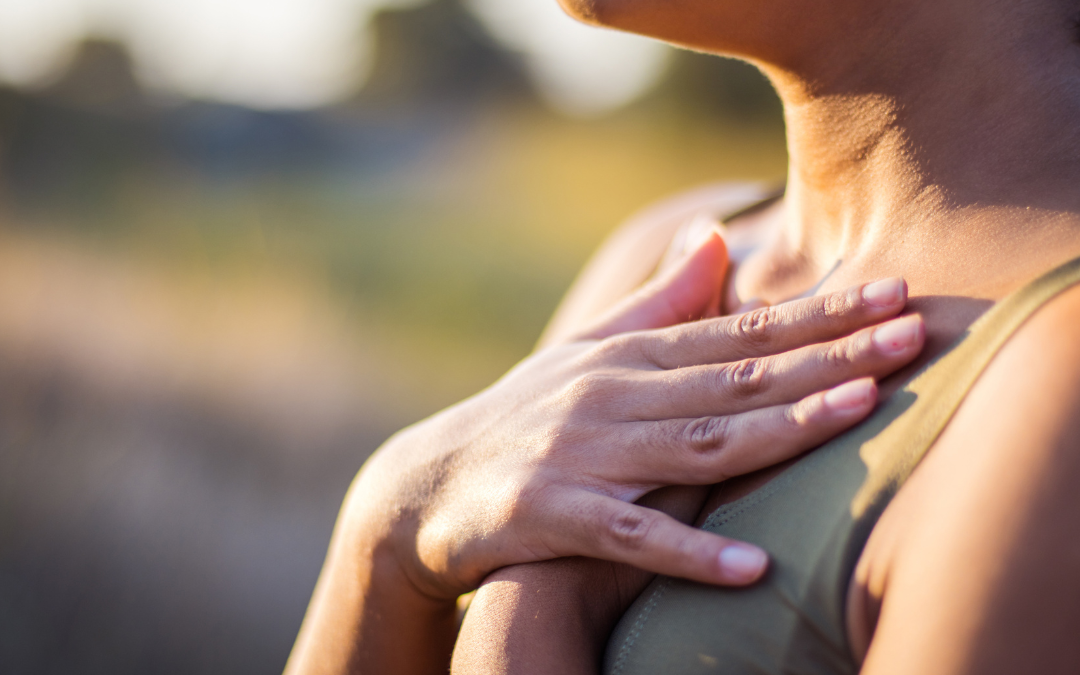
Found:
<box><xmin>741</xmin><ymin>0</ymin><xmax>1080</xmax><ymax>299</ymax></box>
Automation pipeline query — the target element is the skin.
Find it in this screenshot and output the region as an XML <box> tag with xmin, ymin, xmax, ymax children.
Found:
<box><xmin>284</xmin><ymin>226</ymin><xmax>925</xmax><ymax>674</ymax></box>
<box><xmin>452</xmin><ymin>0</ymin><xmax>1080</xmax><ymax>673</ymax></box>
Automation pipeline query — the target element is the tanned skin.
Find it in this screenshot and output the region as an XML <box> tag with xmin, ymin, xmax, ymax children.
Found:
<box><xmin>287</xmin><ymin>0</ymin><xmax>1080</xmax><ymax>673</ymax></box>
<box><xmin>452</xmin><ymin>0</ymin><xmax>1080</xmax><ymax>673</ymax></box>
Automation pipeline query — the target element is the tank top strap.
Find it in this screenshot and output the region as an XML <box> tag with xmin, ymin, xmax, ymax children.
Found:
<box><xmin>853</xmin><ymin>254</ymin><xmax>1080</xmax><ymax>517</ymax></box>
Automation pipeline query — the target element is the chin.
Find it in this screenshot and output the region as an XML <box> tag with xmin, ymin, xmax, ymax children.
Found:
<box><xmin>553</xmin><ymin>0</ymin><xmax>812</xmax><ymax>64</ymax></box>
<box><xmin>554</xmin><ymin>0</ymin><xmax>760</xmax><ymax>59</ymax></box>
<box><xmin>556</xmin><ymin>0</ymin><xmax>606</xmax><ymax>25</ymax></box>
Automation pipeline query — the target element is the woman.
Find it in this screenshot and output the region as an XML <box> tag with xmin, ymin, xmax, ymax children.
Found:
<box><xmin>289</xmin><ymin>0</ymin><xmax>1080</xmax><ymax>671</ymax></box>
<box><xmin>285</xmin><ymin>225</ymin><xmax>923</xmax><ymax>673</ymax></box>
<box><xmin>450</xmin><ymin>0</ymin><xmax>1080</xmax><ymax>673</ymax></box>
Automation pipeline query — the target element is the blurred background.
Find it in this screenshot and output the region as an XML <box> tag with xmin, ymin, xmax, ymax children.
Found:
<box><xmin>0</xmin><ymin>0</ymin><xmax>787</xmax><ymax>672</ymax></box>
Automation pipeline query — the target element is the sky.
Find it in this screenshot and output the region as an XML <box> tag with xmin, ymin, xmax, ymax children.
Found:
<box><xmin>0</xmin><ymin>0</ymin><xmax>671</xmax><ymax>115</ymax></box>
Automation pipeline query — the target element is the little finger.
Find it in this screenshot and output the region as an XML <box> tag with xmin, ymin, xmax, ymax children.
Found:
<box><xmin>544</xmin><ymin>491</ymin><xmax>769</xmax><ymax>586</ymax></box>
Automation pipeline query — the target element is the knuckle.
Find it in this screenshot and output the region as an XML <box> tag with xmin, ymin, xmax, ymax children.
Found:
<box><xmin>822</xmin><ymin>339</ymin><xmax>856</xmax><ymax>369</ymax></box>
<box><xmin>684</xmin><ymin>415</ymin><xmax>732</xmax><ymax>454</ymax></box>
<box><xmin>638</xmin><ymin>338</ymin><xmax>664</xmax><ymax>368</ymax></box>
<box><xmin>730</xmin><ymin>307</ymin><xmax>773</xmax><ymax>347</ymax></box>
<box><xmin>504</xmin><ymin>478</ymin><xmax>553</xmax><ymax>529</ymax></box>
<box><xmin>505</xmin><ymin>483</ymin><xmax>538</xmax><ymax>521</ymax></box>
<box><xmin>813</xmin><ymin>292</ymin><xmax>849</xmax><ymax>321</ymax></box>
<box><xmin>603</xmin><ymin>509</ymin><xmax>653</xmax><ymax>551</ymax></box>
<box><xmin>567</xmin><ymin>371</ymin><xmax>615</xmax><ymax>400</ymax></box>
<box><xmin>564</xmin><ymin>369</ymin><xmax>635</xmax><ymax>417</ymax></box>
<box><xmin>783</xmin><ymin>401</ymin><xmax>813</xmax><ymax>430</ymax></box>
<box><xmin>717</xmin><ymin>358</ymin><xmax>766</xmax><ymax>397</ymax></box>
<box><xmin>592</xmin><ymin>334</ymin><xmax>637</xmax><ymax>361</ymax></box>
<box><xmin>620</xmin><ymin>332</ymin><xmax>663</xmax><ymax>368</ymax></box>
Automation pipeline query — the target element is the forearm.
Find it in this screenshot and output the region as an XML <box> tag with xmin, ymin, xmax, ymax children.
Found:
<box><xmin>285</xmin><ymin>274</ymin><xmax>913</xmax><ymax>674</ymax></box>
<box><xmin>452</xmin><ymin>486</ymin><xmax>710</xmax><ymax>675</ymax></box>
<box><xmin>453</xmin><ymin>558</ymin><xmax>642</xmax><ymax>675</ymax></box>
<box><xmin>285</xmin><ymin>488</ymin><xmax>458</xmax><ymax>675</ymax></box>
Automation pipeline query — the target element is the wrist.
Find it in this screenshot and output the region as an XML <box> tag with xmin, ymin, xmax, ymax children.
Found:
<box><xmin>340</xmin><ymin>452</ymin><xmax>462</xmax><ymax>606</ymax></box>
<box><xmin>286</xmin><ymin>479</ymin><xmax>457</xmax><ymax>675</ymax></box>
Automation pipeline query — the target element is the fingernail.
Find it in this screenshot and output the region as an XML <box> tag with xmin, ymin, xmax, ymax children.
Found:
<box><xmin>862</xmin><ymin>278</ymin><xmax>906</xmax><ymax>308</ymax></box>
<box><xmin>718</xmin><ymin>544</ymin><xmax>767</xmax><ymax>580</ymax></box>
<box><xmin>872</xmin><ymin>315</ymin><xmax>923</xmax><ymax>354</ymax></box>
<box><xmin>824</xmin><ymin>378</ymin><xmax>874</xmax><ymax>411</ymax></box>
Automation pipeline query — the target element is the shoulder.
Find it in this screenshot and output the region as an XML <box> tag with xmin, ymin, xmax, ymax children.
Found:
<box><xmin>963</xmin><ymin>280</ymin><xmax>1080</xmax><ymax>455</ymax></box>
<box><xmin>947</xmin><ymin>278</ymin><xmax>1080</xmax><ymax>512</ymax></box>
<box><xmin>614</xmin><ymin>182</ymin><xmax>775</xmax><ymax>238</ymax></box>
<box><xmin>538</xmin><ymin>182</ymin><xmax>772</xmax><ymax>347</ymax></box>
<box><xmin>858</xmin><ymin>281</ymin><xmax>1080</xmax><ymax>674</ymax></box>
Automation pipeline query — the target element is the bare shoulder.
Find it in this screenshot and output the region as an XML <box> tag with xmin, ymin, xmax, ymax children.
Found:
<box><xmin>858</xmin><ymin>282</ymin><xmax>1080</xmax><ymax>674</ymax></box>
<box><xmin>538</xmin><ymin>182</ymin><xmax>773</xmax><ymax>347</ymax></box>
<box><xmin>956</xmin><ymin>280</ymin><xmax>1080</xmax><ymax>430</ymax></box>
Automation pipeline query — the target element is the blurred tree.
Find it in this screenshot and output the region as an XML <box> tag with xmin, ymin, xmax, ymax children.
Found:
<box><xmin>0</xmin><ymin>7</ymin><xmax>789</xmax><ymax>675</ymax></box>
<box><xmin>354</xmin><ymin>0</ymin><xmax>533</xmax><ymax>110</ymax></box>
<box><xmin>44</xmin><ymin>39</ymin><xmax>144</xmax><ymax>114</ymax></box>
<box><xmin>0</xmin><ymin>42</ymin><xmax>154</xmax><ymax>218</ymax></box>
<box><xmin>646</xmin><ymin>49</ymin><xmax>784</xmax><ymax>127</ymax></box>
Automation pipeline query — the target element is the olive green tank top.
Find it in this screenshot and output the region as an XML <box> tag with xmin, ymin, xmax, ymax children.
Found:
<box><xmin>603</xmin><ymin>252</ymin><xmax>1080</xmax><ymax>675</ymax></box>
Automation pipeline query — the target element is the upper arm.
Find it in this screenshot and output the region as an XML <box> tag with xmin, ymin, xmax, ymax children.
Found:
<box><xmin>537</xmin><ymin>183</ymin><xmax>768</xmax><ymax>348</ymax></box>
<box><xmin>860</xmin><ymin>284</ymin><xmax>1080</xmax><ymax>674</ymax></box>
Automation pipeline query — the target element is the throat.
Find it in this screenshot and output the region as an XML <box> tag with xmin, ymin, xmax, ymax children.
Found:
<box><xmin>725</xmin><ymin>197</ymin><xmax>1080</xmax><ymax>399</ymax></box>
<box><xmin>734</xmin><ymin>0</ymin><xmax>1080</xmax><ymax>306</ymax></box>
<box><xmin>728</xmin><ymin>192</ymin><xmax>1080</xmax><ymax>309</ymax></box>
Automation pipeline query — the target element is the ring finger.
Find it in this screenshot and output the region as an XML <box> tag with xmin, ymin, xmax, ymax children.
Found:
<box><xmin>609</xmin><ymin>378</ymin><xmax>880</xmax><ymax>487</ymax></box>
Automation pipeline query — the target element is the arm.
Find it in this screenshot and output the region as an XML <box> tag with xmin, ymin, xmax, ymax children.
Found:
<box><xmin>451</xmin><ymin>188</ymin><xmax>775</xmax><ymax>675</ymax></box>
<box><xmin>286</xmin><ymin>228</ymin><xmax>915</xmax><ymax>675</ymax></box>
<box><xmin>285</xmin><ymin>226</ymin><xmax>729</xmax><ymax>675</ymax></box>
<box><xmin>284</xmin><ymin>488</ymin><xmax>458</xmax><ymax>675</ymax></box>
<box><xmin>453</xmin><ymin>488</ymin><xmax>705</xmax><ymax>674</ymax></box>
<box><xmin>454</xmin><ymin>196</ymin><xmax>749</xmax><ymax>674</ymax></box>
<box><xmin>858</xmin><ymin>283</ymin><xmax>1080</xmax><ymax>674</ymax></box>
<box><xmin>453</xmin><ymin>294</ymin><xmax>923</xmax><ymax>672</ymax></box>
<box><xmin>288</xmin><ymin>207</ymin><xmax>733</xmax><ymax>674</ymax></box>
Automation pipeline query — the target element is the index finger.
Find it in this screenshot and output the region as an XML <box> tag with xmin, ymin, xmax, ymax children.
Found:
<box><xmin>635</xmin><ymin>278</ymin><xmax>908</xmax><ymax>369</ymax></box>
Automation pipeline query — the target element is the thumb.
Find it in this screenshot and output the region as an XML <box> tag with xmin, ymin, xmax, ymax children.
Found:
<box><xmin>578</xmin><ymin>228</ymin><xmax>729</xmax><ymax>341</ymax></box>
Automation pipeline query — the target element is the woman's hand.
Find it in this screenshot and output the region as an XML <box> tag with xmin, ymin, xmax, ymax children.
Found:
<box><xmin>286</xmin><ymin>231</ymin><xmax>923</xmax><ymax>675</ymax></box>
<box><xmin>356</xmin><ymin>235</ymin><xmax>921</xmax><ymax>597</ymax></box>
